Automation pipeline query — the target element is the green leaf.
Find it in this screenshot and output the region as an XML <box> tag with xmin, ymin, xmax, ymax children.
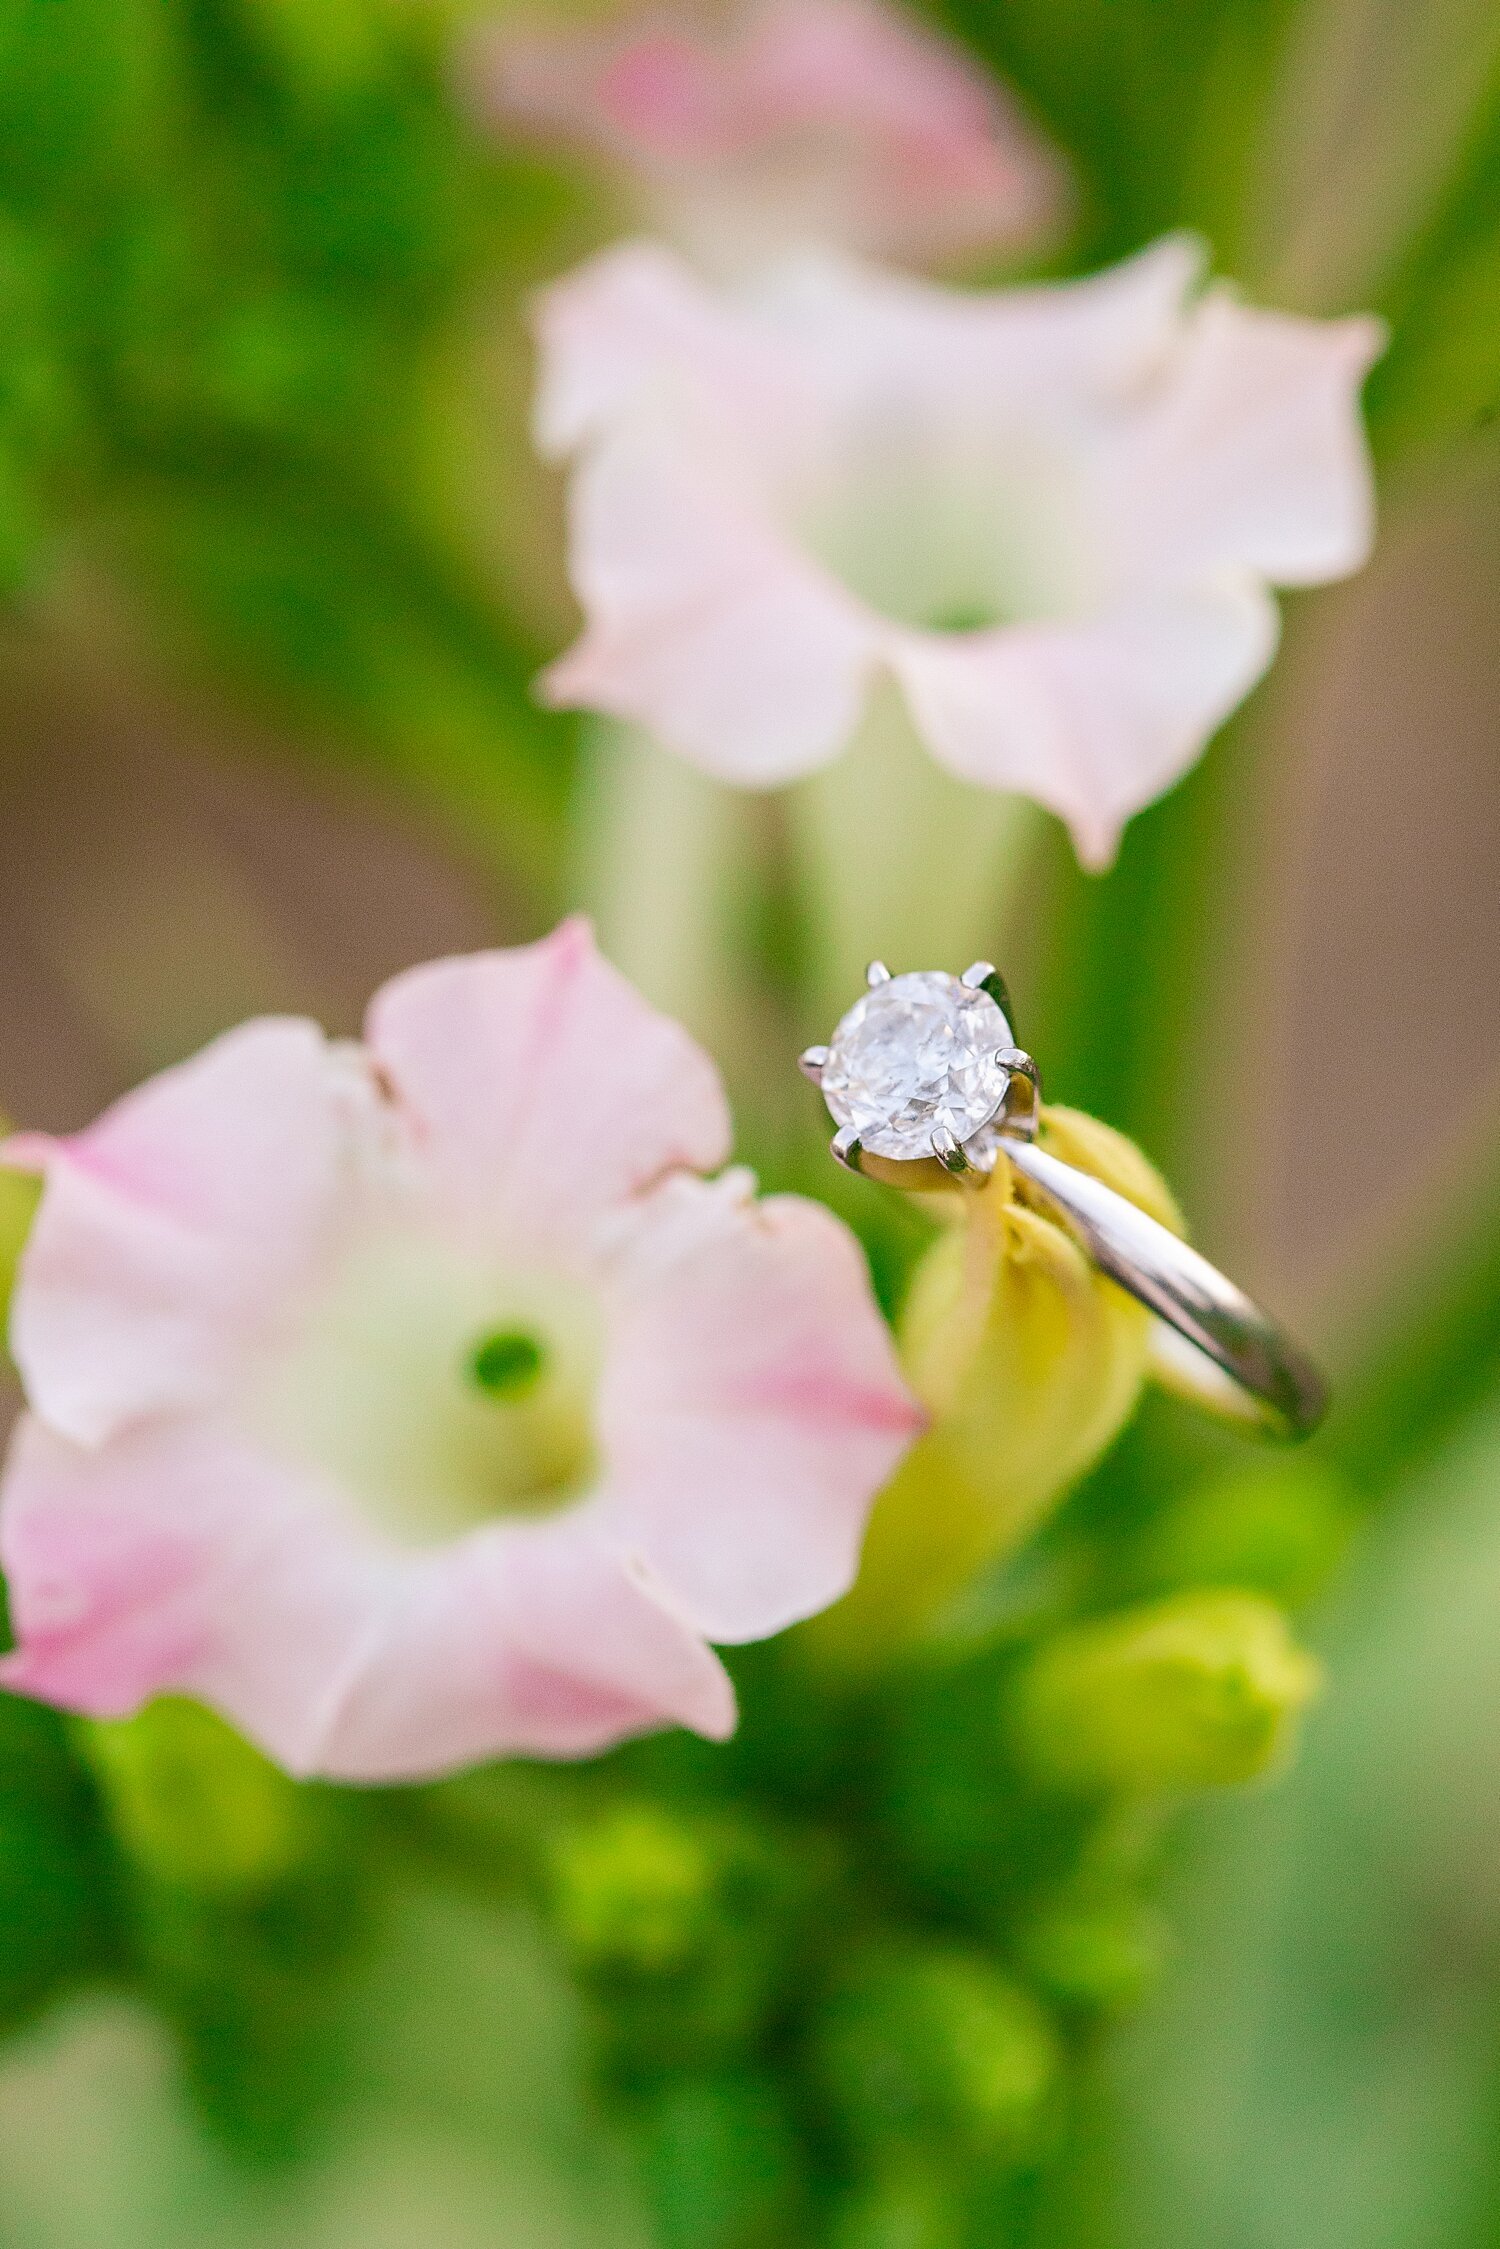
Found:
<box><xmin>0</xmin><ymin>1164</ymin><xmax>40</xmax><ymax>1360</ymax></box>
<box><xmin>1326</xmin><ymin>1148</ymin><xmax>1500</xmax><ymax>1497</ymax></box>
<box><xmin>926</xmin><ymin>0</ymin><xmax>1302</xmax><ymax>266</ymax></box>
<box><xmin>1366</xmin><ymin>64</ymin><xmax>1500</xmax><ymax>462</ymax></box>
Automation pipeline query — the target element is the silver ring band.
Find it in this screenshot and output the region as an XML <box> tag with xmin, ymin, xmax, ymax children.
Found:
<box><xmin>803</xmin><ymin>960</ymin><xmax>1328</xmax><ymax>1442</ymax></box>
<box><xmin>1002</xmin><ymin>1138</ymin><xmax>1326</xmax><ymax>1439</ymax></box>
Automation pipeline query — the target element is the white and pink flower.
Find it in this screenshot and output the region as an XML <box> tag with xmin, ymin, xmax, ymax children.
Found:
<box><xmin>534</xmin><ymin>238</ymin><xmax>1382</xmax><ymax>867</ymax></box>
<box><xmin>467</xmin><ymin>0</ymin><xmax>1062</xmax><ymax>274</ymax></box>
<box><xmin>0</xmin><ymin>921</ymin><xmax>917</xmax><ymax>1781</ymax></box>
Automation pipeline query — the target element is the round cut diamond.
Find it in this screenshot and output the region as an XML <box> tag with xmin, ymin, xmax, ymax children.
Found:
<box><xmin>821</xmin><ymin>971</ymin><xmax>1012</xmax><ymax>1159</ymax></box>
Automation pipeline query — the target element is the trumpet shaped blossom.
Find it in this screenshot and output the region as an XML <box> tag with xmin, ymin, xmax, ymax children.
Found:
<box><xmin>469</xmin><ymin>0</ymin><xmax>1061</xmax><ymax>273</ymax></box>
<box><xmin>536</xmin><ymin>238</ymin><xmax>1382</xmax><ymax>865</ymax></box>
<box><xmin>0</xmin><ymin>922</ymin><xmax>917</xmax><ymax>1781</ymax></box>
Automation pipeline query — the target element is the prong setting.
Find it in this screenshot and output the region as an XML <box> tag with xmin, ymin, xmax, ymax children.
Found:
<box><xmin>931</xmin><ymin>1125</ymin><xmax>971</xmax><ymax>1176</ymax></box>
<box><xmin>962</xmin><ymin>960</ymin><xmax>1014</xmax><ymax>1024</ymax></box>
<box><xmin>995</xmin><ymin>1046</ymin><xmax>1041</xmax><ymax>1140</ymax></box>
<box><xmin>831</xmin><ymin>1126</ymin><xmax>864</xmax><ymax>1175</ymax></box>
<box><xmin>798</xmin><ymin>1045</ymin><xmax>829</xmax><ymax>1083</ymax></box>
<box><xmin>865</xmin><ymin>960</ymin><xmax>892</xmax><ymax>986</ymax></box>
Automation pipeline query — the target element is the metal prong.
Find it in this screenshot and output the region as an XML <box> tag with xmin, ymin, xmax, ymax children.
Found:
<box><xmin>996</xmin><ymin>1047</ymin><xmax>1041</xmax><ymax>1140</ymax></box>
<box><xmin>866</xmin><ymin>960</ymin><xmax>892</xmax><ymax>986</ymax></box>
<box><xmin>798</xmin><ymin>1045</ymin><xmax>830</xmax><ymax>1083</ymax></box>
<box><xmin>931</xmin><ymin>1124</ymin><xmax>971</xmax><ymax>1176</ymax></box>
<box><xmin>963</xmin><ymin>960</ymin><xmax>1014</xmax><ymax>1023</ymax></box>
<box><xmin>831</xmin><ymin>1126</ymin><xmax>864</xmax><ymax>1174</ymax></box>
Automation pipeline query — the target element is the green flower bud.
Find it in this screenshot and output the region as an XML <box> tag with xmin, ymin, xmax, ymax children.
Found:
<box><xmin>79</xmin><ymin>1698</ymin><xmax>311</xmax><ymax>1895</ymax></box>
<box><xmin>1134</xmin><ymin>1458</ymin><xmax>1359</xmax><ymax>1608</ymax></box>
<box><xmin>1011</xmin><ymin>1592</ymin><xmax>1321</xmax><ymax>1796</ymax></box>
<box><xmin>550</xmin><ymin>1805</ymin><xmax>720</xmax><ymax>1981</ymax></box>
<box><xmin>830</xmin><ymin>2166</ymin><xmax>964</xmax><ymax>2249</ymax></box>
<box><xmin>810</xmin><ymin>1108</ymin><xmax>1181</xmax><ymax>1660</ymax></box>
<box><xmin>547</xmin><ymin>1805</ymin><xmax>810</xmax><ymax>2070</ymax></box>
<box><xmin>1017</xmin><ymin>1895</ymin><xmax>1166</xmax><ymax>2013</ymax></box>
<box><xmin>814</xmin><ymin>1943</ymin><xmax>1059</xmax><ymax>2166</ymax></box>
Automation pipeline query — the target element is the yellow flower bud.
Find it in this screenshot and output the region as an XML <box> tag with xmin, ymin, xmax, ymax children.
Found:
<box><xmin>1010</xmin><ymin>1591</ymin><xmax>1322</xmax><ymax>1795</ymax></box>
<box><xmin>808</xmin><ymin>1107</ymin><xmax>1181</xmax><ymax>1660</ymax></box>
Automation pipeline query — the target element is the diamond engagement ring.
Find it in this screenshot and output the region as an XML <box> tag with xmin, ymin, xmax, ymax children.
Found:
<box><xmin>800</xmin><ymin>962</ymin><xmax>1327</xmax><ymax>1440</ymax></box>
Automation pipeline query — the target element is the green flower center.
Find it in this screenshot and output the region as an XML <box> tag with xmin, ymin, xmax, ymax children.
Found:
<box><xmin>468</xmin><ymin>1328</ymin><xmax>547</xmax><ymax>1400</ymax></box>
<box><xmin>790</xmin><ymin>412</ymin><xmax>1099</xmax><ymax>634</ymax></box>
<box><xmin>244</xmin><ymin>1227</ymin><xmax>603</xmax><ymax>1545</ymax></box>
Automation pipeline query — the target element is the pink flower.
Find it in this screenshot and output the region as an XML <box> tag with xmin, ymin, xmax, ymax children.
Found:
<box><xmin>535</xmin><ymin>239</ymin><xmax>1383</xmax><ymax>867</ymax></box>
<box><xmin>467</xmin><ymin>0</ymin><xmax>1062</xmax><ymax>273</ymax></box>
<box><xmin>0</xmin><ymin>921</ymin><xmax>917</xmax><ymax>1781</ymax></box>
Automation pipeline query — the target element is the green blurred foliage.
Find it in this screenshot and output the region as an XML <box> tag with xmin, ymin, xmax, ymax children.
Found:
<box><xmin>71</xmin><ymin>1700</ymin><xmax>377</xmax><ymax>2162</ymax></box>
<box><xmin>0</xmin><ymin>1691</ymin><xmax>120</xmax><ymax>2030</ymax></box>
<box><xmin>1127</xmin><ymin>1457</ymin><xmax>1360</xmax><ymax>1610</ymax></box>
<box><xmin>931</xmin><ymin>0</ymin><xmax>1500</xmax><ymax>471</ymax></box>
<box><xmin>82</xmin><ymin>1696</ymin><xmax>332</xmax><ymax>1897</ymax></box>
<box><xmin>1364</xmin><ymin>52</ymin><xmax>1500</xmax><ymax>463</ymax></box>
<box><xmin>933</xmin><ymin>0</ymin><xmax>1301</xmax><ymax>269</ymax></box>
<box><xmin>1016</xmin><ymin>1894</ymin><xmax>1166</xmax><ymax>2017</ymax></box>
<box><xmin>1116</xmin><ymin>1392</ymin><xmax>1500</xmax><ymax>2249</ymax></box>
<box><xmin>0</xmin><ymin>0</ymin><xmax>584</xmax><ymax>894</ymax></box>
<box><xmin>637</xmin><ymin>2070</ymin><xmax>808</xmax><ymax>2249</ymax></box>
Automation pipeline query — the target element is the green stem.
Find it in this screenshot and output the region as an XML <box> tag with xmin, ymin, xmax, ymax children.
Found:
<box><xmin>1023</xmin><ymin>713</ymin><xmax>1252</xmax><ymax>1191</ymax></box>
<box><xmin>568</xmin><ymin>719</ymin><xmax>756</xmax><ymax>1057</ymax></box>
<box><xmin>789</xmin><ymin>681</ymin><xmax>1043</xmax><ymax>1031</ymax></box>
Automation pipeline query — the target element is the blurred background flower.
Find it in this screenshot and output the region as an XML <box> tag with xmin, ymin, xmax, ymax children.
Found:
<box><xmin>463</xmin><ymin>0</ymin><xmax>1066</xmax><ymax>276</ymax></box>
<box><xmin>534</xmin><ymin>235</ymin><xmax>1380</xmax><ymax>867</ymax></box>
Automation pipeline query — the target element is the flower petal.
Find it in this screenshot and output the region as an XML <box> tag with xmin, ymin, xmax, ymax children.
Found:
<box><xmin>889</xmin><ymin>582</ymin><xmax>1279</xmax><ymax>869</ymax></box>
<box><xmin>533</xmin><ymin>239</ymin><xmax>807</xmax><ymax>459</ymax></box>
<box><xmin>310</xmin><ymin>1508</ymin><xmax>737</xmax><ymax>1779</ymax></box>
<box><xmin>541</xmin><ymin>419</ymin><xmax>877</xmax><ymax>783</ymax></box>
<box><xmin>594</xmin><ymin>1170</ymin><xmax>921</xmax><ymax>1641</ymax></box>
<box><xmin>5</xmin><ymin>1020</ymin><xmax>345</xmax><ymax>1447</ymax></box>
<box><xmin>537</xmin><ymin>236</ymin><xmax>1205</xmax><ymax>461</ymax></box>
<box><xmin>750</xmin><ymin>233</ymin><xmax>1207</xmax><ymax>416</ymax></box>
<box><xmin>1107</xmin><ymin>290</ymin><xmax>1384</xmax><ymax>589</ymax></box>
<box><xmin>0</xmin><ymin>1414</ymin><xmax>390</xmax><ymax>1761</ymax></box>
<box><xmin>365</xmin><ymin>918</ymin><xmax>732</xmax><ymax>1258</ymax></box>
<box><xmin>0</xmin><ymin>1416</ymin><xmax>735</xmax><ymax>1781</ymax></box>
